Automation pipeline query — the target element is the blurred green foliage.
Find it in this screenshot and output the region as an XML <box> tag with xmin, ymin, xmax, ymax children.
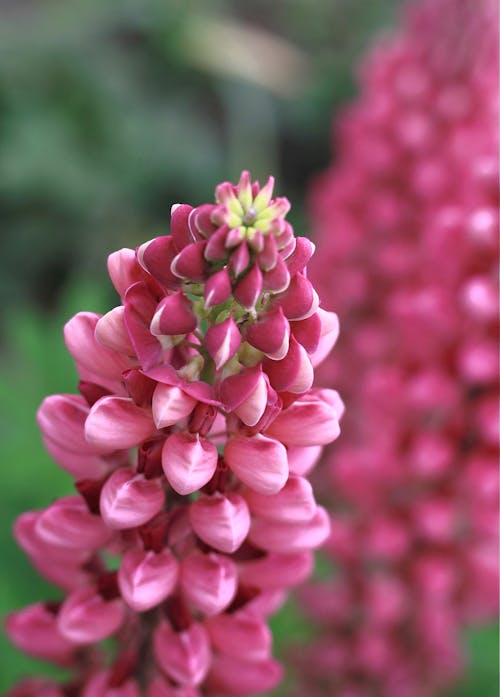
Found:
<box><xmin>0</xmin><ymin>0</ymin><xmax>497</xmax><ymax>694</ymax></box>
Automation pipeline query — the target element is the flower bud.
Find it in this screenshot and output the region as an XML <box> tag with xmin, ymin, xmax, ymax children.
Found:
<box><xmin>244</xmin><ymin>476</ymin><xmax>317</xmax><ymax>523</ymax></box>
<box><xmin>35</xmin><ymin>495</ymin><xmax>110</xmax><ymax>549</ymax></box>
<box><xmin>204</xmin><ymin>267</ymin><xmax>232</xmax><ymax>308</ymax></box>
<box><xmin>245</xmin><ymin>307</ymin><xmax>289</xmax><ymax>360</ymax></box>
<box><xmin>152</xmin><ymin>383</ymin><xmax>197</xmax><ymax>429</ymax></box>
<box><xmin>150</xmin><ymin>292</ymin><xmax>197</xmax><ymax>337</ymax></box>
<box><xmin>206</xmin><ymin>612</ymin><xmax>272</xmax><ymax>661</ymax></box>
<box><xmin>205</xmin><ymin>316</ymin><xmax>241</xmax><ymax>370</ymax></box>
<box><xmin>265</xmin><ymin>389</ymin><xmax>343</xmax><ymax>446</ymax></box>
<box><xmin>207</xmin><ymin>655</ymin><xmax>283</xmax><ymax>696</ymax></box>
<box><xmin>239</xmin><ymin>552</ymin><xmax>314</xmax><ymax>589</ymax></box>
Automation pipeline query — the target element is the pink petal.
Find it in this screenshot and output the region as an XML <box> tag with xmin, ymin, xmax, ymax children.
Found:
<box><xmin>204</xmin><ymin>267</ymin><xmax>232</xmax><ymax>308</ymax></box>
<box><xmin>171</xmin><ymin>241</ymin><xmax>209</xmax><ymax>282</ymax></box>
<box><xmin>162</xmin><ymin>432</ymin><xmax>218</xmax><ymax>495</ymax></box>
<box><xmin>35</xmin><ymin>496</ymin><xmax>110</xmax><ymax>549</ymax></box>
<box><xmin>245</xmin><ymin>306</ymin><xmax>290</xmax><ymax>360</ymax></box>
<box><xmin>85</xmin><ymin>396</ymin><xmax>155</xmax><ymax>451</ymax></box>
<box><xmin>107</xmin><ymin>248</ymin><xmax>145</xmax><ymax>299</ymax></box>
<box><xmin>287</xmin><ymin>444</ymin><xmax>323</xmax><ymax>476</ymax></box>
<box><xmin>180</xmin><ymin>551</ymin><xmax>237</xmax><ymax>616</ymax></box>
<box><xmin>207</xmin><ymin>655</ymin><xmax>283</xmax><ymax>696</ymax></box>
<box><xmin>64</xmin><ymin>312</ymin><xmax>133</xmax><ymax>383</ymax></box>
<box><xmin>290</xmin><ymin>312</ymin><xmax>322</xmax><ymax>353</ymax></box>
<box><xmin>152</xmin><ymin>384</ymin><xmax>197</xmax><ymax>428</ymax></box>
<box><xmin>272</xmin><ymin>271</ymin><xmax>319</xmax><ymax>320</ymax></box>
<box><xmin>57</xmin><ymin>587</ymin><xmax>125</xmax><ymax>644</ymax></box>
<box><xmin>284</xmin><ymin>236</ymin><xmax>315</xmax><ymax>276</ymax></box>
<box><xmin>124</xmin><ymin>282</ymin><xmax>163</xmax><ymax>369</ymax></box>
<box><xmin>205</xmin><ymin>612</ymin><xmax>271</xmax><ymax>661</ymax></box>
<box><xmin>118</xmin><ymin>548</ymin><xmax>178</xmax><ymax>612</ymax></box>
<box><xmin>137</xmin><ymin>235</ymin><xmax>179</xmax><ymax>289</ymax></box>
<box><xmin>147</xmin><ymin>676</ymin><xmax>202</xmax><ymax>697</ymax></box>
<box><xmin>6</xmin><ymin>603</ymin><xmax>75</xmax><ymax>664</ymax></box>
<box><xmin>244</xmin><ymin>476</ymin><xmax>317</xmax><ymax>522</ymax></box>
<box><xmin>224</xmin><ymin>435</ymin><xmax>288</xmax><ymax>495</ymax></box>
<box><xmin>229</xmin><ymin>242</ymin><xmax>250</xmax><ymax>276</ymax></box>
<box><xmin>261</xmin><ymin>255</ymin><xmax>290</xmax><ymax>293</ymax></box>
<box><xmin>170</xmin><ymin>203</ymin><xmax>195</xmax><ymax>250</ymax></box>
<box><xmin>263</xmin><ymin>336</ymin><xmax>313</xmax><ymax>393</ymax></box>
<box><xmin>150</xmin><ymin>292</ymin><xmax>197</xmax><ymax>337</ymax></box>
<box><xmin>37</xmin><ymin>394</ymin><xmax>103</xmax><ymax>455</ymax></box>
<box><xmin>309</xmin><ymin>308</ymin><xmax>340</xmax><ymax>367</ymax></box>
<box><xmin>100</xmin><ymin>468</ymin><xmax>165</xmax><ymax>529</ymax></box>
<box><xmin>153</xmin><ymin>621</ymin><xmax>211</xmax><ymax>687</ymax></box>
<box><xmin>205</xmin><ymin>316</ymin><xmax>241</xmax><ymax>370</ymax></box>
<box><xmin>234</xmin><ymin>263</ymin><xmax>263</xmax><ymax>310</ymax></box>
<box><xmin>249</xmin><ymin>505</ymin><xmax>331</xmax><ymax>553</ymax></box>
<box><xmin>189</xmin><ymin>492</ymin><xmax>250</xmax><ymax>553</ymax></box>
<box><xmin>265</xmin><ymin>390</ymin><xmax>343</xmax><ymax>446</ymax></box>
<box><xmin>95</xmin><ymin>306</ymin><xmax>135</xmax><ymax>356</ymax></box>
<box><xmin>239</xmin><ymin>551</ymin><xmax>313</xmax><ymax>589</ymax></box>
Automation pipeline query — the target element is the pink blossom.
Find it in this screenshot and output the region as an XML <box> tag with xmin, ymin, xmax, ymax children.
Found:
<box><xmin>7</xmin><ymin>171</ymin><xmax>341</xmax><ymax>696</ymax></box>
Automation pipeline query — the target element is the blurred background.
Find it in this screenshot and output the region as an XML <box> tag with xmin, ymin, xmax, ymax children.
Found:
<box><xmin>0</xmin><ymin>0</ymin><xmax>497</xmax><ymax>694</ymax></box>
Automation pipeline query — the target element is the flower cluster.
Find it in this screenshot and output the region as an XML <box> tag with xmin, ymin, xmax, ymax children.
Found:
<box><xmin>297</xmin><ymin>1</ymin><xmax>499</xmax><ymax>696</ymax></box>
<box><xmin>6</xmin><ymin>172</ymin><xmax>342</xmax><ymax>697</ymax></box>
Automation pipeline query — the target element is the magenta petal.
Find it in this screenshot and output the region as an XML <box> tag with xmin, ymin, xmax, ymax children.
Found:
<box><xmin>204</xmin><ymin>267</ymin><xmax>232</xmax><ymax>308</ymax></box>
<box><xmin>249</xmin><ymin>505</ymin><xmax>331</xmax><ymax>553</ymax></box>
<box><xmin>85</xmin><ymin>396</ymin><xmax>155</xmax><ymax>451</ymax></box>
<box><xmin>180</xmin><ymin>551</ymin><xmax>237</xmax><ymax>616</ymax></box>
<box><xmin>272</xmin><ymin>271</ymin><xmax>319</xmax><ymax>320</ymax></box>
<box><xmin>244</xmin><ymin>476</ymin><xmax>317</xmax><ymax>522</ymax></box>
<box><xmin>153</xmin><ymin>621</ymin><xmax>211</xmax><ymax>687</ymax></box>
<box><xmin>204</xmin><ymin>225</ymin><xmax>229</xmax><ymax>261</ymax></box>
<box><xmin>233</xmin><ymin>263</ymin><xmax>263</xmax><ymax>310</ymax></box>
<box><xmin>162</xmin><ymin>432</ymin><xmax>218</xmax><ymax>495</ymax></box>
<box><xmin>137</xmin><ymin>236</ymin><xmax>179</xmax><ymax>289</ymax></box>
<box><xmin>171</xmin><ymin>241</ymin><xmax>209</xmax><ymax>281</ymax></box>
<box><xmin>189</xmin><ymin>492</ymin><xmax>251</xmax><ymax>553</ymax></box>
<box><xmin>150</xmin><ymin>292</ymin><xmax>197</xmax><ymax>336</ymax></box>
<box><xmin>206</xmin><ymin>613</ymin><xmax>272</xmax><ymax>661</ymax></box>
<box><xmin>57</xmin><ymin>587</ymin><xmax>125</xmax><ymax>644</ymax></box>
<box><xmin>234</xmin><ymin>372</ymin><xmax>269</xmax><ymax>426</ymax></box>
<box><xmin>118</xmin><ymin>548</ymin><xmax>178</xmax><ymax>612</ymax></box>
<box><xmin>152</xmin><ymin>383</ymin><xmax>197</xmax><ymax>428</ymax></box>
<box><xmin>263</xmin><ymin>336</ymin><xmax>313</xmax><ymax>393</ymax></box>
<box><xmin>100</xmin><ymin>468</ymin><xmax>165</xmax><ymax>529</ymax></box>
<box><xmin>5</xmin><ymin>603</ymin><xmax>75</xmax><ymax>664</ymax></box>
<box><xmin>257</xmin><ymin>233</ymin><xmax>278</xmax><ymax>271</ymax></box>
<box><xmin>224</xmin><ymin>435</ymin><xmax>288</xmax><ymax>494</ymax></box>
<box><xmin>285</xmin><ymin>236</ymin><xmax>316</xmax><ymax>276</ymax></box>
<box><xmin>124</xmin><ymin>282</ymin><xmax>163</xmax><ymax>369</ymax></box>
<box><xmin>245</xmin><ymin>306</ymin><xmax>290</xmax><ymax>360</ymax></box>
<box><xmin>261</xmin><ymin>256</ymin><xmax>290</xmax><ymax>293</ymax></box>
<box><xmin>239</xmin><ymin>552</ymin><xmax>314</xmax><ymax>589</ymax></box>
<box><xmin>207</xmin><ymin>655</ymin><xmax>283</xmax><ymax>696</ymax></box>
<box><xmin>189</xmin><ymin>203</ymin><xmax>218</xmax><ymax>239</ymax></box>
<box><xmin>218</xmin><ymin>365</ymin><xmax>262</xmax><ymax>412</ymax></box>
<box><xmin>170</xmin><ymin>203</ymin><xmax>195</xmax><ymax>250</ymax></box>
<box><xmin>205</xmin><ymin>316</ymin><xmax>241</xmax><ymax>370</ymax></box>
<box><xmin>229</xmin><ymin>242</ymin><xmax>250</xmax><ymax>276</ymax></box>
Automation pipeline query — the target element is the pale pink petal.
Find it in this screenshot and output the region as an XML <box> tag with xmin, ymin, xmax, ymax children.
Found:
<box><xmin>118</xmin><ymin>548</ymin><xmax>178</xmax><ymax>612</ymax></box>
<box><xmin>244</xmin><ymin>476</ymin><xmax>317</xmax><ymax>522</ymax></box>
<box><xmin>100</xmin><ymin>468</ymin><xmax>165</xmax><ymax>529</ymax></box>
<box><xmin>249</xmin><ymin>506</ymin><xmax>331</xmax><ymax>553</ymax></box>
<box><xmin>162</xmin><ymin>432</ymin><xmax>218</xmax><ymax>495</ymax></box>
<box><xmin>205</xmin><ymin>612</ymin><xmax>271</xmax><ymax>661</ymax></box>
<box><xmin>152</xmin><ymin>384</ymin><xmax>197</xmax><ymax>429</ymax></box>
<box><xmin>153</xmin><ymin>621</ymin><xmax>211</xmax><ymax>687</ymax></box>
<box><xmin>224</xmin><ymin>435</ymin><xmax>288</xmax><ymax>494</ymax></box>
<box><xmin>207</xmin><ymin>655</ymin><xmax>283</xmax><ymax>696</ymax></box>
<box><xmin>180</xmin><ymin>551</ymin><xmax>237</xmax><ymax>616</ymax></box>
<box><xmin>189</xmin><ymin>492</ymin><xmax>250</xmax><ymax>553</ymax></box>
<box><xmin>85</xmin><ymin>396</ymin><xmax>155</xmax><ymax>451</ymax></box>
<box><xmin>57</xmin><ymin>587</ymin><xmax>125</xmax><ymax>644</ymax></box>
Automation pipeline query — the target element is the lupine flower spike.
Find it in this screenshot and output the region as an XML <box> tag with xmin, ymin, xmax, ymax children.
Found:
<box><xmin>6</xmin><ymin>171</ymin><xmax>342</xmax><ymax>697</ymax></box>
<box><xmin>296</xmin><ymin>1</ymin><xmax>499</xmax><ymax>696</ymax></box>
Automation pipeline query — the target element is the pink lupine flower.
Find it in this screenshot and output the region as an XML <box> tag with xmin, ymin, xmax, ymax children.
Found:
<box><xmin>6</xmin><ymin>171</ymin><xmax>341</xmax><ymax>696</ymax></box>
<box><xmin>296</xmin><ymin>1</ymin><xmax>499</xmax><ymax>696</ymax></box>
